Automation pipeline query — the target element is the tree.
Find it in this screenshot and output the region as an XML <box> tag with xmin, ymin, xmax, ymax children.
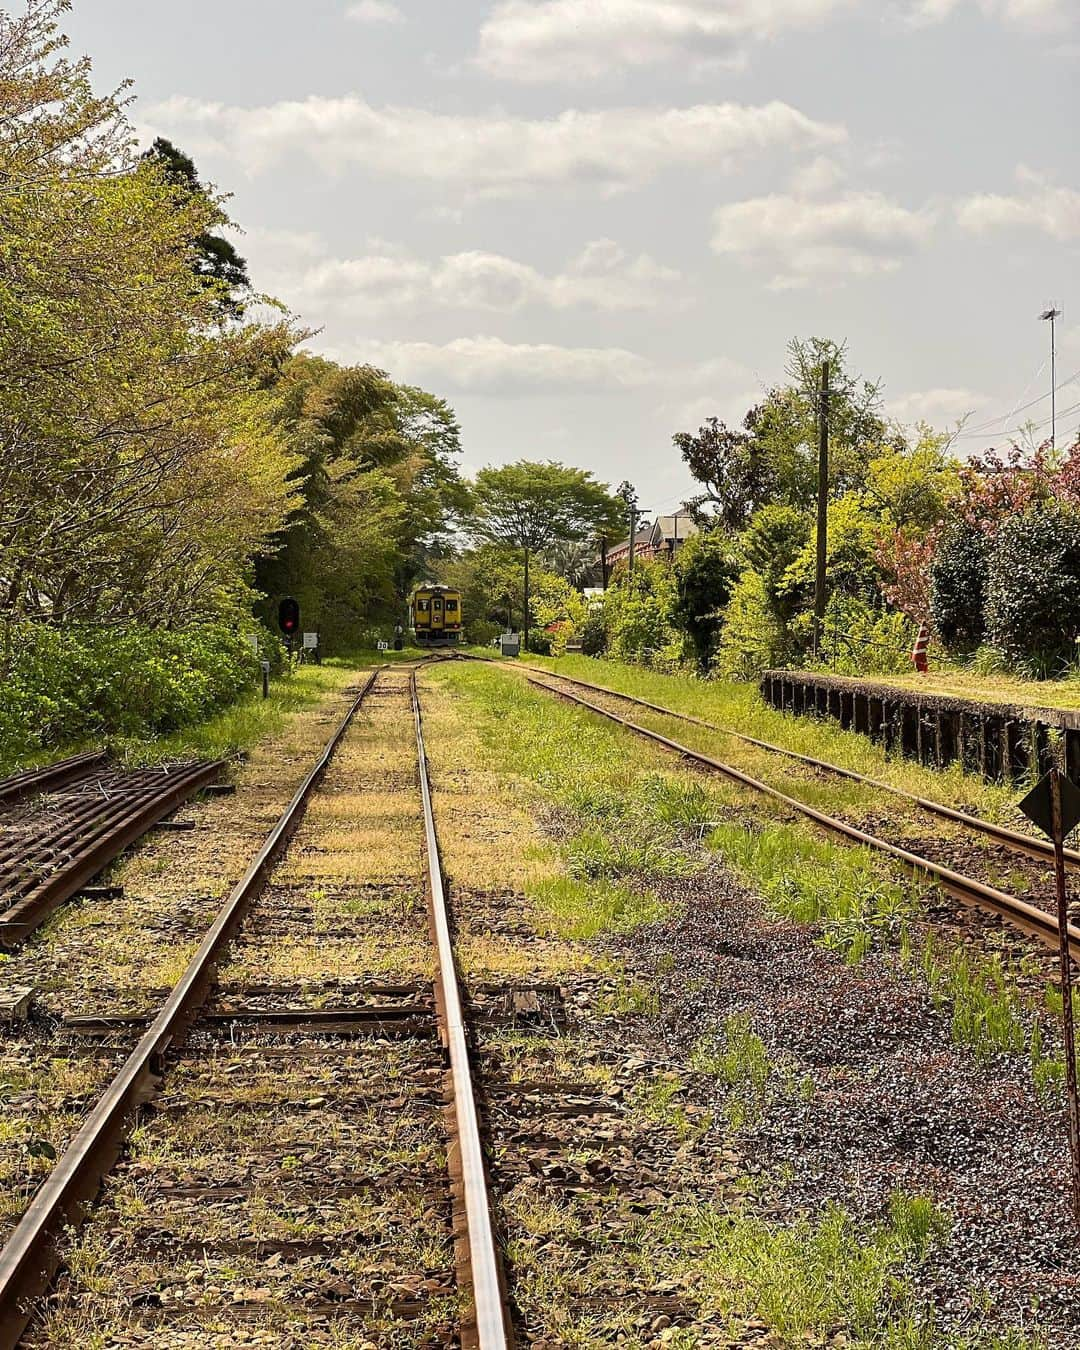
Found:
<box><xmin>671</xmin><ymin>530</ymin><xmax>740</xmax><ymax>670</ymax></box>
<box><xmin>672</xmin><ymin>417</ymin><xmax>772</xmax><ymax>530</ymax></box>
<box><xmin>472</xmin><ymin>461</ymin><xmax>623</xmax><ymax>650</ymax></box>
<box><xmin>929</xmin><ymin>523</ymin><xmax>989</xmax><ymax>653</ymax></box>
<box><xmin>254</xmin><ymin>354</ymin><xmax>466</xmax><ymax>644</ymax></box>
<box><xmin>0</xmin><ymin>1</ymin><xmax>300</xmax><ymax>643</ymax></box>
<box><xmin>675</xmin><ymin>338</ymin><xmax>893</xmax><ymax>526</ymax></box>
<box><xmin>142</xmin><ymin>137</ymin><xmax>251</xmax><ymax>316</ymax></box>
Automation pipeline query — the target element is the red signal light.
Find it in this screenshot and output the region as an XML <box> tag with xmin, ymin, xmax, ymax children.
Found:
<box><xmin>278</xmin><ymin>597</ymin><xmax>300</xmax><ymax>637</ymax></box>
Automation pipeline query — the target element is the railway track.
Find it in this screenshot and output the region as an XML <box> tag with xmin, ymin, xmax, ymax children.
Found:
<box><xmin>0</xmin><ymin>755</ymin><xmax>227</xmax><ymax>947</ymax></box>
<box><xmin>524</xmin><ymin>671</ymin><xmax>1080</xmax><ymax>965</ymax></box>
<box><xmin>517</xmin><ymin>665</ymin><xmax>1080</xmax><ymax>872</ymax></box>
<box><xmin>0</xmin><ymin>663</ymin><xmax>512</xmax><ymax>1348</ymax></box>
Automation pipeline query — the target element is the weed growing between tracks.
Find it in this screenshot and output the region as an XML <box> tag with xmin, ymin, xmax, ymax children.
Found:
<box><xmin>422</xmin><ymin>663</ymin><xmax>1046</xmax><ymax>1348</ymax></box>
<box><xmin>431</xmin><ymin>661</ymin><xmax>1069</xmax><ymax>1347</ymax></box>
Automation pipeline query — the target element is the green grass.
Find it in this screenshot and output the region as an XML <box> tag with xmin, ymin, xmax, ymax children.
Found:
<box><xmin>916</xmin><ymin>935</ymin><xmax>1027</xmax><ymax>1060</ymax></box>
<box><xmin>707</xmin><ymin>818</ymin><xmax>917</xmax><ymax>962</ymax></box>
<box><xmin>428</xmin><ymin>661</ymin><xmax>719</xmax><ymax>938</ymax></box>
<box><xmin>528</xmin><ymin>874</ymin><xmax>664</xmax><ymax>939</ymax></box>
<box><xmin>665</xmin><ymin>1193</ymin><xmax>953</xmax><ymax>1345</ymax></box>
<box><xmin>523</xmin><ymin>653</ymin><xmax>1023</xmax><ymax>827</ymax></box>
<box><xmin>113</xmin><ymin>659</ymin><xmax>365</xmax><ymax>766</ymax></box>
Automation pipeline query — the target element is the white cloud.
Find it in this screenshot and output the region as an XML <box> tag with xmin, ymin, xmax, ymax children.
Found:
<box><xmin>345</xmin><ymin>1</ymin><xmax>404</xmax><ymax>22</ymax></box>
<box><xmin>344</xmin><ymin>336</ymin><xmax>658</xmax><ymax>394</ymax></box>
<box><xmin>900</xmin><ymin>0</ymin><xmax>1069</xmax><ymax>28</ymax></box>
<box><xmin>711</xmin><ymin>191</ymin><xmax>936</xmax><ymax>288</ymax></box>
<box><xmin>144</xmin><ymin>94</ymin><xmax>846</xmax><ymax>196</ymax></box>
<box><xmin>476</xmin><ymin>0</ymin><xmax>856</xmax><ymax>81</ymax></box>
<box><xmin>955</xmin><ymin>168</ymin><xmax>1080</xmax><ymax>242</ymax></box>
<box><xmin>788</xmin><ymin>155</ymin><xmax>847</xmax><ymax>197</ymax></box>
<box><xmin>278</xmin><ymin>238</ymin><xmax>682</xmax><ymax>316</ymax></box>
<box><xmin>887</xmin><ymin>387</ymin><xmax>983</xmax><ymax>426</ymax></box>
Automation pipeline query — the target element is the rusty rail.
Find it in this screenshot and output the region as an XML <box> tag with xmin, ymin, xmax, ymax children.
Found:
<box><xmin>527</xmin><ymin>676</ymin><xmax>1080</xmax><ymax>964</ymax></box>
<box><xmin>412</xmin><ymin>673</ymin><xmax>511</xmax><ymax>1348</ymax></box>
<box><xmin>0</xmin><ymin>752</ymin><xmax>107</xmax><ymax>808</ymax></box>
<box><xmin>0</xmin><ymin>760</ymin><xmax>227</xmax><ymax>946</ymax></box>
<box><xmin>0</xmin><ymin>671</ymin><xmax>381</xmax><ymax>1349</ymax></box>
<box><xmin>520</xmin><ymin>666</ymin><xmax>1080</xmax><ymax>874</ymax></box>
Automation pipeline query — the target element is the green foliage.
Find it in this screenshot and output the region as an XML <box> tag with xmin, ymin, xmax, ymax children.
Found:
<box><xmin>716</xmin><ymin>570</ymin><xmax>787</xmax><ymax>681</ymax></box>
<box><xmin>0</xmin><ymin>621</ymin><xmax>263</xmax><ymax>769</ymax></box>
<box><xmin>985</xmin><ymin>503</ymin><xmax>1080</xmax><ymax>675</ymax></box>
<box><xmin>919</xmin><ymin>937</ymin><xmax>1026</xmax><ymax>1059</ymax></box>
<box><xmin>682</xmin><ymin>1192</ymin><xmax>947</xmax><ymax>1342</ymax></box>
<box><xmin>256</xmin><ymin>354</ymin><xmax>466</xmax><ymax>646</ymax></box>
<box><xmin>812</xmin><ymin>595</ymin><xmax>919</xmax><ymax>676</ymax></box>
<box><xmin>577</xmin><ymin>607</ymin><xmax>608</xmax><ymax>656</ymax></box>
<box><xmin>602</xmin><ymin>560</ymin><xmax>685</xmax><ymax>669</ymax></box>
<box><xmin>742</xmin><ymin>504</ymin><xmax>812</xmax><ymax>622</ymax></box>
<box><xmin>709</xmin><ymin>821</ymin><xmax>915</xmax><ymax>962</ymax></box>
<box><xmin>930</xmin><ymin>522</ymin><xmax>990</xmax><ymax>653</ymax></box>
<box><xmin>671</xmin><ymin>529</ymin><xmax>740</xmax><ymax>670</ymax></box>
<box><xmin>689</xmin><ymin>1015</ymin><xmax>773</xmax><ymax>1128</ymax></box>
<box><xmin>863</xmin><ymin>435</ymin><xmax>962</xmax><ymax>534</ymax></box>
<box><xmin>472</xmin><ymin>460</ymin><xmax>623</xmax><ymax>555</ymax></box>
<box><xmin>783</xmin><ymin>495</ymin><xmax>884</xmax><ymax>606</ymax></box>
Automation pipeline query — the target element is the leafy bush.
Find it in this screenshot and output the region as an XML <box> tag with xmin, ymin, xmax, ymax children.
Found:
<box><xmin>578</xmin><ymin>608</ymin><xmax>607</xmax><ymax>656</ymax></box>
<box><xmin>0</xmin><ymin>621</ymin><xmax>264</xmax><ymax>767</ymax></box>
<box><xmin>813</xmin><ymin>595</ymin><xmax>918</xmax><ymax>676</ymax></box>
<box><xmin>716</xmin><ymin>570</ymin><xmax>786</xmax><ymax>681</ymax></box>
<box><xmin>464</xmin><ymin>619</ymin><xmax>501</xmax><ymax>646</ymax></box>
<box><xmin>929</xmin><ymin>522</ymin><xmax>989</xmax><ymax>653</ymax></box>
<box><xmin>985</xmin><ymin>503</ymin><xmax>1080</xmax><ymax>675</ymax></box>
<box><xmin>671</xmin><ymin>529</ymin><xmax>740</xmax><ymax>671</ymax></box>
<box><xmin>602</xmin><ymin>561</ymin><xmax>685</xmax><ymax>669</ymax></box>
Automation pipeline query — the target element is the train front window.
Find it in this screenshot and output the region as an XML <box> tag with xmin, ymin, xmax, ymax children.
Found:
<box><xmin>446</xmin><ymin>599</ymin><xmax>458</xmax><ymax>613</ymax></box>
<box><xmin>417</xmin><ymin>598</ymin><xmax>429</xmax><ymax>612</ymax></box>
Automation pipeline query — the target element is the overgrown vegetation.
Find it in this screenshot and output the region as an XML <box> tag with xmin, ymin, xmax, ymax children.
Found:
<box><xmin>0</xmin><ymin>4</ymin><xmax>472</xmax><ymax>763</ymax></box>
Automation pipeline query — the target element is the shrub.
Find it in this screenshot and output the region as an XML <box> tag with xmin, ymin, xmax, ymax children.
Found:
<box><xmin>578</xmin><ymin>608</ymin><xmax>607</xmax><ymax>656</ymax></box>
<box><xmin>985</xmin><ymin>503</ymin><xmax>1080</xmax><ymax>675</ymax></box>
<box><xmin>0</xmin><ymin>620</ymin><xmax>264</xmax><ymax>768</ymax></box>
<box><xmin>716</xmin><ymin>570</ymin><xmax>786</xmax><ymax>681</ymax></box>
<box><xmin>814</xmin><ymin>595</ymin><xmax>918</xmax><ymax>676</ymax></box>
<box><xmin>671</xmin><ymin>529</ymin><xmax>740</xmax><ymax>671</ymax></box>
<box><xmin>929</xmin><ymin>522</ymin><xmax>989</xmax><ymax>653</ymax></box>
<box><xmin>465</xmin><ymin>619</ymin><xmax>501</xmax><ymax>646</ymax></box>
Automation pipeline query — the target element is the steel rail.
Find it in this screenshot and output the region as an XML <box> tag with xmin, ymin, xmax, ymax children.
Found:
<box><xmin>0</xmin><ymin>760</ymin><xmax>228</xmax><ymax>947</ymax></box>
<box><xmin>522</xmin><ymin>666</ymin><xmax>1080</xmax><ymax>873</ymax></box>
<box><xmin>0</xmin><ymin>670</ymin><xmax>382</xmax><ymax>1349</ymax></box>
<box><xmin>527</xmin><ymin>677</ymin><xmax>1080</xmax><ymax>964</ymax></box>
<box><xmin>411</xmin><ymin>674</ymin><xmax>510</xmax><ymax>1350</ymax></box>
<box><xmin>0</xmin><ymin>752</ymin><xmax>108</xmax><ymax>808</ymax></box>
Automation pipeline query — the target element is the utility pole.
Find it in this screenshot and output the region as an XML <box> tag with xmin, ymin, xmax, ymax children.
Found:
<box><xmin>628</xmin><ymin>504</ymin><xmax>640</xmax><ymax>579</ymax></box>
<box><xmin>813</xmin><ymin>359</ymin><xmax>830</xmax><ymax>656</ymax></box>
<box><xmin>523</xmin><ymin>547</ymin><xmax>530</xmax><ymax>654</ymax></box>
<box><xmin>599</xmin><ymin>536</ymin><xmax>609</xmax><ymax>590</ymax></box>
<box><xmin>1040</xmin><ymin>307</ymin><xmax>1063</xmax><ymax>452</ymax></box>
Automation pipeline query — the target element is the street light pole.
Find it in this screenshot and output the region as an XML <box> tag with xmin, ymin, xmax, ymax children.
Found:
<box><xmin>1040</xmin><ymin>307</ymin><xmax>1063</xmax><ymax>452</ymax></box>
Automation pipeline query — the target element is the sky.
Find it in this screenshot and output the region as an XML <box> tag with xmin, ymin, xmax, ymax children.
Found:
<box><xmin>62</xmin><ymin>0</ymin><xmax>1079</xmax><ymax>516</ymax></box>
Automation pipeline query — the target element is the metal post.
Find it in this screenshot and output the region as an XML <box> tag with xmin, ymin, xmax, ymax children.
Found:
<box><xmin>523</xmin><ymin>547</ymin><xmax>530</xmax><ymax>655</ymax></box>
<box><xmin>260</xmin><ymin>661</ymin><xmax>270</xmax><ymax>700</ymax></box>
<box><xmin>1041</xmin><ymin>307</ymin><xmax>1062</xmax><ymax>452</ymax></box>
<box><xmin>1051</xmin><ymin>767</ymin><xmax>1080</xmax><ymax>1222</ymax></box>
<box><xmin>813</xmin><ymin>359</ymin><xmax>830</xmax><ymax>657</ymax></box>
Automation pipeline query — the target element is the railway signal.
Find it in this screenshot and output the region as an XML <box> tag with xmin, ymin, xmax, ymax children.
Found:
<box><xmin>1019</xmin><ymin>768</ymin><xmax>1080</xmax><ymax>1222</ymax></box>
<box><xmin>277</xmin><ymin>596</ymin><xmax>300</xmax><ymax>638</ymax></box>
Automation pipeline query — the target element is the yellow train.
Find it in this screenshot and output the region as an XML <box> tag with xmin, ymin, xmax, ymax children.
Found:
<box><xmin>411</xmin><ymin>585</ymin><xmax>463</xmax><ymax>646</ymax></box>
